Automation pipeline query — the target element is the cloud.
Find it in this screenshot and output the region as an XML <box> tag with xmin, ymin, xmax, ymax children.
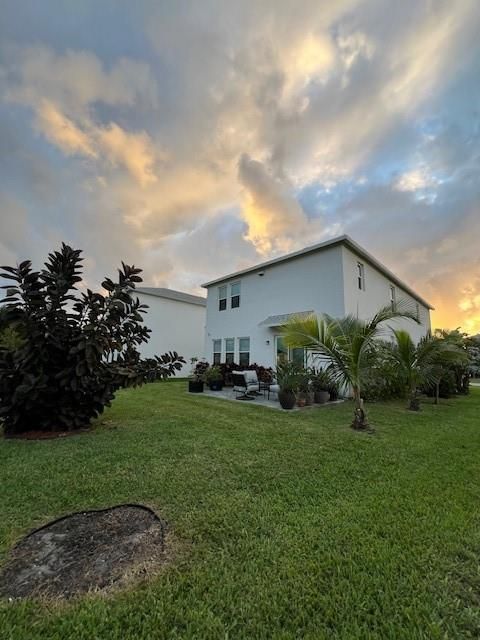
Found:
<box><xmin>35</xmin><ymin>100</ymin><xmax>96</xmax><ymax>158</ymax></box>
<box><xmin>238</xmin><ymin>154</ymin><xmax>320</xmax><ymax>255</ymax></box>
<box><xmin>97</xmin><ymin>123</ymin><xmax>159</xmax><ymax>187</ymax></box>
<box><xmin>6</xmin><ymin>46</ymin><xmax>158</xmax><ymax>115</ymax></box>
<box><xmin>394</xmin><ymin>167</ymin><xmax>437</xmax><ymax>192</ymax></box>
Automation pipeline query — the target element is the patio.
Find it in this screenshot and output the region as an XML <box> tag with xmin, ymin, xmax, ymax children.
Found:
<box><xmin>202</xmin><ymin>387</ymin><xmax>344</xmax><ymax>411</ymax></box>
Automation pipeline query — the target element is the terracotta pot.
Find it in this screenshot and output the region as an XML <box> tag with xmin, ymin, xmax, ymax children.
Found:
<box><xmin>279</xmin><ymin>389</ymin><xmax>296</xmax><ymax>410</ymax></box>
<box><xmin>296</xmin><ymin>392</ymin><xmax>307</xmax><ymax>407</ymax></box>
<box><xmin>314</xmin><ymin>390</ymin><xmax>330</xmax><ymax>404</ymax></box>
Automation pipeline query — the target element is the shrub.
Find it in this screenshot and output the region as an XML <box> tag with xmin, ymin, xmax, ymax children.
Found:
<box><xmin>361</xmin><ymin>350</ymin><xmax>406</xmax><ymax>402</ymax></box>
<box><xmin>423</xmin><ymin>368</ymin><xmax>457</xmax><ymax>399</ymax></box>
<box><xmin>205</xmin><ymin>365</ymin><xmax>222</xmax><ymax>384</ymax></box>
<box><xmin>0</xmin><ymin>244</ymin><xmax>185</xmax><ymax>436</ymax></box>
<box><xmin>200</xmin><ymin>361</ymin><xmax>275</xmax><ymax>385</ymax></box>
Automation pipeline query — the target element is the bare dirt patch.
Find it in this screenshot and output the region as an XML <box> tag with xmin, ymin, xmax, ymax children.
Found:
<box><xmin>0</xmin><ymin>504</ymin><xmax>168</xmax><ymax>599</ymax></box>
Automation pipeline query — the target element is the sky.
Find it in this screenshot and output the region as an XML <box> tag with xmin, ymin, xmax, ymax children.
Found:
<box><xmin>1</xmin><ymin>0</ymin><xmax>479</xmax><ymax>333</ymax></box>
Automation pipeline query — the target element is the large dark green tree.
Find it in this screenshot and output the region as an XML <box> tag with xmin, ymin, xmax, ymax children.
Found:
<box><xmin>0</xmin><ymin>244</ymin><xmax>184</xmax><ymax>436</ymax></box>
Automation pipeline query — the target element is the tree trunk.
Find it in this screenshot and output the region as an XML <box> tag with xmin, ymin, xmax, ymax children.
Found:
<box><xmin>434</xmin><ymin>382</ymin><xmax>439</xmax><ymax>405</ymax></box>
<box><xmin>351</xmin><ymin>388</ymin><xmax>369</xmax><ymax>430</ymax></box>
<box><xmin>408</xmin><ymin>389</ymin><xmax>420</xmax><ymax>411</ymax></box>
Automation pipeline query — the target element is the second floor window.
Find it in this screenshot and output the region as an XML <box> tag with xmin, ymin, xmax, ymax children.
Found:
<box><xmin>390</xmin><ymin>285</ymin><xmax>396</xmax><ymax>310</ymax></box>
<box><xmin>218</xmin><ymin>285</ymin><xmax>227</xmax><ymax>311</ymax></box>
<box><xmin>357</xmin><ymin>262</ymin><xmax>365</xmax><ymax>290</ymax></box>
<box><xmin>231</xmin><ymin>281</ymin><xmax>241</xmax><ymax>308</ymax></box>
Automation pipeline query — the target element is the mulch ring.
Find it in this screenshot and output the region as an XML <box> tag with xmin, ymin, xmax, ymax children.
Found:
<box><xmin>0</xmin><ymin>504</ymin><xmax>169</xmax><ymax>600</ymax></box>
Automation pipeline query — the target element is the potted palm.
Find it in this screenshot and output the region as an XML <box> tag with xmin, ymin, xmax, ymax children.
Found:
<box><xmin>275</xmin><ymin>361</ymin><xmax>300</xmax><ymax>410</ymax></box>
<box><xmin>312</xmin><ymin>368</ymin><xmax>331</xmax><ymax>404</ymax></box>
<box><xmin>188</xmin><ymin>358</ymin><xmax>208</xmax><ymax>393</ymax></box>
<box><xmin>297</xmin><ymin>369</ymin><xmax>313</xmax><ymax>406</ymax></box>
<box><xmin>205</xmin><ymin>365</ymin><xmax>224</xmax><ymax>391</ymax></box>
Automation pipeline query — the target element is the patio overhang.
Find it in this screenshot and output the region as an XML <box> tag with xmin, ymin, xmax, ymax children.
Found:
<box><xmin>258</xmin><ymin>310</ymin><xmax>315</xmax><ymax>328</ymax></box>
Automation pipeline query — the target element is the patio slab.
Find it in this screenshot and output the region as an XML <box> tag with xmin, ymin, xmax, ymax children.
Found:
<box><xmin>201</xmin><ymin>387</ymin><xmax>344</xmax><ymax>411</ymax></box>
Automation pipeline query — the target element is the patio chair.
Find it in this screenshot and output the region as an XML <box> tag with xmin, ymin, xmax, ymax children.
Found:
<box><xmin>266</xmin><ymin>383</ymin><xmax>280</xmax><ymax>400</ymax></box>
<box><xmin>244</xmin><ymin>370</ymin><xmax>261</xmax><ymax>395</ymax></box>
<box><xmin>232</xmin><ymin>371</ymin><xmax>257</xmax><ymax>400</ymax></box>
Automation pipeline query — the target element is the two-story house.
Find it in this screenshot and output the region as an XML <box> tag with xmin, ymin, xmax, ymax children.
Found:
<box><xmin>201</xmin><ymin>235</ymin><xmax>433</xmax><ymax>368</ymax></box>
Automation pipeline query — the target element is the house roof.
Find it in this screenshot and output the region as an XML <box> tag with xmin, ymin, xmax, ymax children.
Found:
<box><xmin>135</xmin><ymin>287</ymin><xmax>206</xmax><ymax>307</ymax></box>
<box><xmin>259</xmin><ymin>310</ymin><xmax>314</xmax><ymax>327</ymax></box>
<box><xmin>201</xmin><ymin>234</ymin><xmax>434</xmax><ymax>310</ymax></box>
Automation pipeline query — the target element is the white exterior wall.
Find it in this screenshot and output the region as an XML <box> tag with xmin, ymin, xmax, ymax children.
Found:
<box><xmin>204</xmin><ymin>246</ymin><xmax>345</xmax><ymax>368</ymax></box>
<box><xmin>341</xmin><ymin>246</ymin><xmax>431</xmax><ymax>343</ymax></box>
<box><xmin>136</xmin><ymin>293</ymin><xmax>206</xmax><ymax>374</ymax></box>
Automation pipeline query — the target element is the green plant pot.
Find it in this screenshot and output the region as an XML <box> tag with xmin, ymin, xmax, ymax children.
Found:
<box><xmin>278</xmin><ymin>389</ymin><xmax>296</xmax><ymax>410</ymax></box>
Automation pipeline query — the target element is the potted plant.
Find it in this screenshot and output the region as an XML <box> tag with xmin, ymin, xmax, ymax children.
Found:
<box><xmin>188</xmin><ymin>358</ymin><xmax>208</xmax><ymax>393</ymax></box>
<box><xmin>275</xmin><ymin>361</ymin><xmax>300</xmax><ymax>410</ymax></box>
<box><xmin>312</xmin><ymin>368</ymin><xmax>331</xmax><ymax>404</ymax></box>
<box><xmin>296</xmin><ymin>368</ymin><xmax>313</xmax><ymax>406</ymax></box>
<box><xmin>327</xmin><ymin>378</ymin><xmax>340</xmax><ymax>401</ymax></box>
<box><xmin>205</xmin><ymin>365</ymin><xmax>224</xmax><ymax>391</ymax></box>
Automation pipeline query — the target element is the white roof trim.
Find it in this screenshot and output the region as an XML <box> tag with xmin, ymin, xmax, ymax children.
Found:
<box><xmin>135</xmin><ymin>287</ymin><xmax>206</xmax><ymax>307</ymax></box>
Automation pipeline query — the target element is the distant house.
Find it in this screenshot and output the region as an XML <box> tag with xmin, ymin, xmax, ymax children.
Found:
<box><xmin>202</xmin><ymin>235</ymin><xmax>433</xmax><ymax>369</ymax></box>
<box><xmin>135</xmin><ymin>288</ymin><xmax>206</xmax><ymax>374</ymax></box>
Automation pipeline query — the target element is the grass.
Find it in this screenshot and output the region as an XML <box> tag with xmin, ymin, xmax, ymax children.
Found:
<box><xmin>1</xmin><ymin>382</ymin><xmax>479</xmax><ymax>639</ymax></box>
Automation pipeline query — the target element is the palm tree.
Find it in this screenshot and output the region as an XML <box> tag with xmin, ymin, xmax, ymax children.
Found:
<box><xmin>387</xmin><ymin>330</ymin><xmax>466</xmax><ymax>410</ymax></box>
<box><xmin>280</xmin><ymin>302</ymin><xmax>419</xmax><ymax>430</ymax></box>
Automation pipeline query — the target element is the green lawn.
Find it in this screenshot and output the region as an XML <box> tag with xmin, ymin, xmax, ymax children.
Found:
<box><xmin>1</xmin><ymin>383</ymin><xmax>479</xmax><ymax>639</ymax></box>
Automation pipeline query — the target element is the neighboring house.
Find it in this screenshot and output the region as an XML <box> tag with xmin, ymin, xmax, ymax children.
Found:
<box><xmin>202</xmin><ymin>235</ymin><xmax>433</xmax><ymax>369</ymax></box>
<box><xmin>135</xmin><ymin>287</ymin><xmax>206</xmax><ymax>374</ymax></box>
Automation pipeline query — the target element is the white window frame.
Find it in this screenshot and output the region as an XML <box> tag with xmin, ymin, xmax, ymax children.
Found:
<box><xmin>357</xmin><ymin>262</ymin><xmax>365</xmax><ymax>291</ymax></box>
<box><xmin>212</xmin><ymin>339</ymin><xmax>222</xmax><ymax>364</ymax></box>
<box><xmin>390</xmin><ymin>285</ymin><xmax>396</xmax><ymax>311</ymax></box>
<box><xmin>230</xmin><ymin>281</ymin><xmax>241</xmax><ymax>309</ymax></box>
<box><xmin>225</xmin><ymin>337</ymin><xmax>235</xmax><ymax>364</ymax></box>
<box><xmin>238</xmin><ymin>337</ymin><xmax>250</xmax><ymax>367</ymax></box>
<box><xmin>218</xmin><ymin>285</ymin><xmax>227</xmax><ymax>311</ymax></box>
<box><xmin>274</xmin><ymin>335</ymin><xmax>305</xmax><ymax>366</ymax></box>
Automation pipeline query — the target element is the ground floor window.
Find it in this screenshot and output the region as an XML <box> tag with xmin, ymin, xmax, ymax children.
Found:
<box><xmin>275</xmin><ymin>336</ymin><xmax>305</xmax><ymax>366</ymax></box>
<box><xmin>238</xmin><ymin>337</ymin><xmax>250</xmax><ymax>367</ymax></box>
<box><xmin>276</xmin><ymin>336</ymin><xmax>288</xmax><ymax>363</ymax></box>
<box><xmin>213</xmin><ymin>339</ymin><xmax>221</xmax><ymax>364</ymax></box>
<box><xmin>291</xmin><ymin>347</ymin><xmax>305</xmax><ymax>366</ymax></box>
<box><xmin>225</xmin><ymin>338</ymin><xmax>235</xmax><ymax>364</ymax></box>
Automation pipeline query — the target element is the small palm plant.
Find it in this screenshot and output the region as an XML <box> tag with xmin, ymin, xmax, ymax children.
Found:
<box><xmin>387</xmin><ymin>330</ymin><xmax>467</xmax><ymax>410</ymax></box>
<box><xmin>280</xmin><ymin>302</ymin><xmax>419</xmax><ymax>430</ymax></box>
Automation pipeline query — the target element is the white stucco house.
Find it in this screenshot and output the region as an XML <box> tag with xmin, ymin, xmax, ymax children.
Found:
<box><xmin>201</xmin><ymin>235</ymin><xmax>433</xmax><ymax>369</ymax></box>
<box><xmin>135</xmin><ymin>287</ymin><xmax>206</xmax><ymax>374</ymax></box>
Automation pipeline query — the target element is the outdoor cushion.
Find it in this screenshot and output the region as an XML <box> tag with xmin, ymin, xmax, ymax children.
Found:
<box><xmin>244</xmin><ymin>370</ymin><xmax>258</xmax><ymax>384</ymax></box>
